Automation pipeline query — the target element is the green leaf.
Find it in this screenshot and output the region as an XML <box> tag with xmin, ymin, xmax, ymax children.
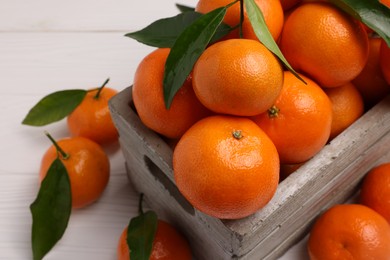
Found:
<box><xmin>22</xmin><ymin>89</ymin><xmax>87</xmax><ymax>126</ymax></box>
<box><xmin>163</xmin><ymin>7</ymin><xmax>228</xmax><ymax>108</ymax></box>
<box><xmin>124</xmin><ymin>12</ymin><xmax>232</xmax><ymax>48</ymax></box>
<box><xmin>30</xmin><ymin>158</ymin><xmax>72</xmax><ymax>260</ymax></box>
<box><xmin>211</xmin><ymin>22</ymin><xmax>233</xmax><ymax>44</ymax></box>
<box><xmin>329</xmin><ymin>0</ymin><xmax>390</xmax><ymax>46</ymax></box>
<box><xmin>244</xmin><ymin>0</ymin><xmax>306</xmax><ymax>83</ymax></box>
<box><xmin>127</xmin><ymin>211</ymin><xmax>158</xmax><ymax>260</ymax></box>
<box><xmin>176</xmin><ymin>3</ymin><xmax>195</xmax><ymax>13</ymax></box>
<box><xmin>125</xmin><ymin>12</ymin><xmax>200</xmax><ymax>48</ymax></box>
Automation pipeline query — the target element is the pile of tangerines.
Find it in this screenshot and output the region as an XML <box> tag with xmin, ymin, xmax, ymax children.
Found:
<box><xmin>130</xmin><ymin>0</ymin><xmax>390</xmax><ymax>258</ymax></box>
<box><xmin>23</xmin><ymin>0</ymin><xmax>390</xmax><ymax>259</ymax></box>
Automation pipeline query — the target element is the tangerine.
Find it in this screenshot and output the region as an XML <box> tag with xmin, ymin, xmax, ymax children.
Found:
<box><xmin>173</xmin><ymin>115</ymin><xmax>280</xmax><ymax>219</ymax></box>
<box><xmin>192</xmin><ymin>39</ymin><xmax>283</xmax><ymax>116</ymax></box>
<box><xmin>353</xmin><ymin>37</ymin><xmax>390</xmax><ymax>109</ymax></box>
<box><xmin>195</xmin><ymin>0</ymin><xmax>284</xmax><ymax>41</ymax></box>
<box><xmin>307</xmin><ymin>204</ymin><xmax>390</xmax><ymax>260</ymax></box>
<box><xmin>241</xmin><ymin>0</ymin><xmax>284</xmax><ymax>41</ymax></box>
<box><xmin>117</xmin><ymin>220</ymin><xmax>192</xmax><ymax>260</ymax></box>
<box><xmin>132</xmin><ymin>48</ymin><xmax>211</xmax><ymax>139</ymax></box>
<box><xmin>39</xmin><ymin>136</ymin><xmax>110</xmax><ymax>209</ymax></box>
<box><xmin>324</xmin><ymin>82</ymin><xmax>364</xmax><ymax>141</ymax></box>
<box><xmin>380</xmin><ymin>0</ymin><xmax>390</xmax><ymax>8</ymax></box>
<box><xmin>360</xmin><ymin>162</ymin><xmax>390</xmax><ymax>224</ymax></box>
<box><xmin>252</xmin><ymin>72</ymin><xmax>332</xmax><ymax>164</ymax></box>
<box><xmin>67</xmin><ymin>79</ymin><xmax>119</xmax><ymax>145</ymax></box>
<box><xmin>279</xmin><ymin>2</ymin><xmax>369</xmax><ymax>87</ymax></box>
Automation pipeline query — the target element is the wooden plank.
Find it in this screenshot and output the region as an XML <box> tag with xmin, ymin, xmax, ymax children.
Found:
<box><xmin>0</xmin><ymin>33</ymin><xmax>154</xmax><ymax>95</ymax></box>
<box><xmin>0</xmin><ymin>0</ymin><xmax>195</xmax><ymax>32</ymax></box>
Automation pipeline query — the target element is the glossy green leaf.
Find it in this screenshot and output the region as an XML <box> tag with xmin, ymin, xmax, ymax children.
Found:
<box><xmin>163</xmin><ymin>7</ymin><xmax>228</xmax><ymax>108</ymax></box>
<box><xmin>125</xmin><ymin>12</ymin><xmax>200</xmax><ymax>48</ymax></box>
<box><xmin>244</xmin><ymin>0</ymin><xmax>306</xmax><ymax>83</ymax></box>
<box><xmin>329</xmin><ymin>0</ymin><xmax>390</xmax><ymax>46</ymax></box>
<box><xmin>30</xmin><ymin>158</ymin><xmax>71</xmax><ymax>260</ymax></box>
<box><xmin>176</xmin><ymin>3</ymin><xmax>195</xmax><ymax>13</ymax></box>
<box><xmin>22</xmin><ymin>89</ymin><xmax>86</xmax><ymax>126</ymax></box>
<box><xmin>125</xmin><ymin>11</ymin><xmax>232</xmax><ymax>48</ymax></box>
<box><xmin>127</xmin><ymin>210</ymin><xmax>158</xmax><ymax>260</ymax></box>
<box><xmin>211</xmin><ymin>22</ymin><xmax>233</xmax><ymax>44</ymax></box>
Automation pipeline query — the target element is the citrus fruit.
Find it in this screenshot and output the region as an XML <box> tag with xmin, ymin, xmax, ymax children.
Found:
<box><xmin>241</xmin><ymin>0</ymin><xmax>284</xmax><ymax>41</ymax></box>
<box><xmin>353</xmin><ymin>37</ymin><xmax>390</xmax><ymax>109</ymax></box>
<box><xmin>252</xmin><ymin>72</ymin><xmax>332</xmax><ymax>164</ymax></box>
<box><xmin>324</xmin><ymin>82</ymin><xmax>364</xmax><ymax>141</ymax></box>
<box><xmin>67</xmin><ymin>80</ymin><xmax>118</xmax><ymax>145</ymax></box>
<box><xmin>117</xmin><ymin>220</ymin><xmax>192</xmax><ymax>260</ymax></box>
<box><xmin>380</xmin><ymin>38</ymin><xmax>390</xmax><ymax>85</ymax></box>
<box><xmin>132</xmin><ymin>48</ymin><xmax>211</xmax><ymax>139</ymax></box>
<box><xmin>307</xmin><ymin>204</ymin><xmax>390</xmax><ymax>260</ymax></box>
<box><xmin>192</xmin><ymin>39</ymin><xmax>283</xmax><ymax>116</ymax></box>
<box><xmin>195</xmin><ymin>0</ymin><xmax>284</xmax><ymax>41</ymax></box>
<box><xmin>39</xmin><ymin>136</ymin><xmax>110</xmax><ymax>209</ymax></box>
<box><xmin>360</xmin><ymin>162</ymin><xmax>390</xmax><ymax>224</ymax></box>
<box><xmin>279</xmin><ymin>2</ymin><xmax>369</xmax><ymax>87</ymax></box>
<box><xmin>173</xmin><ymin>115</ymin><xmax>280</xmax><ymax>219</ymax></box>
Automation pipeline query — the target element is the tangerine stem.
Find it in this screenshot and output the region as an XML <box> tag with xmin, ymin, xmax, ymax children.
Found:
<box><xmin>44</xmin><ymin>131</ymin><xmax>70</xmax><ymax>160</ymax></box>
<box><xmin>94</xmin><ymin>78</ymin><xmax>110</xmax><ymax>99</ymax></box>
<box><xmin>233</xmin><ymin>130</ymin><xmax>243</xmax><ymax>140</ymax></box>
<box><xmin>268</xmin><ymin>105</ymin><xmax>280</xmax><ymax>118</ymax></box>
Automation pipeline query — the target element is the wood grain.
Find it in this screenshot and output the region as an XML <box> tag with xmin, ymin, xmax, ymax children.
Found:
<box><xmin>0</xmin><ymin>0</ymin><xmax>195</xmax><ymax>32</ymax></box>
<box><xmin>0</xmin><ymin>33</ymin><xmax>154</xmax><ymax>95</ymax></box>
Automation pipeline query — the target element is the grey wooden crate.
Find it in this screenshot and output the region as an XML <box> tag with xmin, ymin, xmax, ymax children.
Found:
<box><xmin>109</xmin><ymin>86</ymin><xmax>390</xmax><ymax>260</ymax></box>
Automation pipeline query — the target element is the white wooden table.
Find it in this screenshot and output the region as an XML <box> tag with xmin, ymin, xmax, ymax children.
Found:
<box><xmin>0</xmin><ymin>1</ymin><xmax>308</xmax><ymax>259</ymax></box>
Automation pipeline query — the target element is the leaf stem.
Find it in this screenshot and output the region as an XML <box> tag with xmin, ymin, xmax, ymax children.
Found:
<box><xmin>44</xmin><ymin>131</ymin><xmax>70</xmax><ymax>160</ymax></box>
<box><xmin>239</xmin><ymin>0</ymin><xmax>244</xmax><ymax>38</ymax></box>
<box><xmin>94</xmin><ymin>78</ymin><xmax>110</xmax><ymax>99</ymax></box>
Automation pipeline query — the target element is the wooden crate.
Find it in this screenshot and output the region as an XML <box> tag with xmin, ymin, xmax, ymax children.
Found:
<box><xmin>109</xmin><ymin>86</ymin><xmax>390</xmax><ymax>260</ymax></box>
